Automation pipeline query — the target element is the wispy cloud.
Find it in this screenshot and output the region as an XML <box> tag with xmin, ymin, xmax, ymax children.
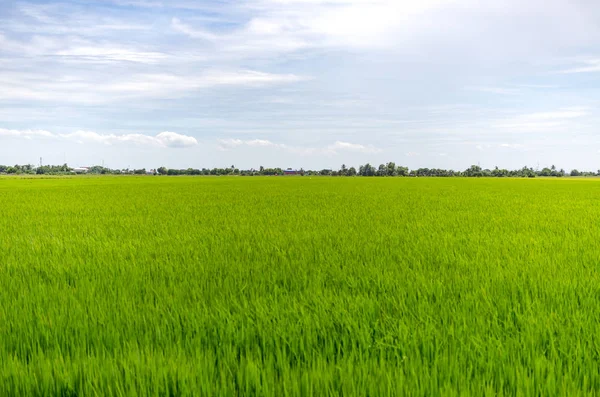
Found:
<box><xmin>0</xmin><ymin>33</ymin><xmax>166</xmax><ymax>64</ymax></box>
<box><xmin>0</xmin><ymin>70</ymin><xmax>307</xmax><ymax>103</ymax></box>
<box><xmin>0</xmin><ymin>128</ymin><xmax>55</xmax><ymax>139</ymax></box>
<box><xmin>218</xmin><ymin>138</ymin><xmax>287</xmax><ymax>150</ymax></box>
<box><xmin>465</xmin><ymin>86</ymin><xmax>522</xmax><ymax>95</ymax></box>
<box><xmin>218</xmin><ymin>138</ymin><xmax>381</xmax><ymax>155</ymax></box>
<box><xmin>168</xmin><ymin>0</ymin><xmax>448</xmax><ymax>59</ymax></box>
<box><xmin>0</xmin><ymin>128</ymin><xmax>198</xmax><ymax>148</ymax></box>
<box><xmin>526</xmin><ymin>109</ymin><xmax>589</xmax><ymax>120</ymax></box>
<box><xmin>558</xmin><ymin>59</ymin><xmax>600</xmax><ymax>74</ymax></box>
<box><xmin>493</xmin><ymin>108</ymin><xmax>589</xmax><ymax>132</ymax></box>
<box><xmin>171</xmin><ymin>18</ymin><xmax>219</xmax><ymax>40</ymax></box>
<box><xmin>499</xmin><ymin>143</ymin><xmax>525</xmax><ymax>149</ymax></box>
<box><xmin>328</xmin><ymin>141</ymin><xmax>382</xmax><ymax>154</ymax></box>
<box><xmin>55</xmin><ymin>46</ymin><xmax>167</xmax><ymax>64</ymax></box>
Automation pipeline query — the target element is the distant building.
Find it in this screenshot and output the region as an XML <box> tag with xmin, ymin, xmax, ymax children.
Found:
<box><xmin>284</xmin><ymin>168</ymin><xmax>299</xmax><ymax>175</ymax></box>
<box><xmin>73</xmin><ymin>167</ymin><xmax>89</xmax><ymax>174</ymax></box>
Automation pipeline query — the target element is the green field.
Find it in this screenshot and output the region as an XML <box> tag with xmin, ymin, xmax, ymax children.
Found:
<box><xmin>1</xmin><ymin>176</ymin><xmax>600</xmax><ymax>395</ymax></box>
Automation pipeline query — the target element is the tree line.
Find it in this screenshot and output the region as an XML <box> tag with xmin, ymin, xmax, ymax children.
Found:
<box><xmin>1</xmin><ymin>163</ymin><xmax>600</xmax><ymax>177</ymax></box>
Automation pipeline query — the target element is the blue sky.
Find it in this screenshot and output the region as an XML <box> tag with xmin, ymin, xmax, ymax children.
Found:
<box><xmin>2</xmin><ymin>0</ymin><xmax>600</xmax><ymax>170</ymax></box>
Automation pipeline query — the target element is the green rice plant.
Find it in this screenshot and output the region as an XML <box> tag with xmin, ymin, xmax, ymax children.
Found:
<box><xmin>0</xmin><ymin>176</ymin><xmax>600</xmax><ymax>395</ymax></box>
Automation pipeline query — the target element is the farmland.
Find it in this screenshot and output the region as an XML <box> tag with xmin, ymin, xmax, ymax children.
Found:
<box><xmin>1</xmin><ymin>176</ymin><xmax>600</xmax><ymax>395</ymax></box>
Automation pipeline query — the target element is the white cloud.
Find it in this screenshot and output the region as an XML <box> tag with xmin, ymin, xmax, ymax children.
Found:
<box><xmin>218</xmin><ymin>138</ymin><xmax>287</xmax><ymax>150</ymax></box>
<box><xmin>493</xmin><ymin>108</ymin><xmax>589</xmax><ymax>132</ymax></box>
<box><xmin>559</xmin><ymin>59</ymin><xmax>600</xmax><ymax>74</ymax></box>
<box><xmin>253</xmin><ymin>0</ymin><xmax>457</xmax><ymax>49</ymax></box>
<box><xmin>328</xmin><ymin>141</ymin><xmax>382</xmax><ymax>153</ymax></box>
<box><xmin>499</xmin><ymin>143</ymin><xmax>524</xmax><ymax>149</ymax></box>
<box><xmin>197</xmin><ymin>70</ymin><xmax>307</xmax><ymax>86</ymax></box>
<box><xmin>169</xmin><ymin>0</ymin><xmax>458</xmax><ymax>58</ymax></box>
<box><xmin>155</xmin><ymin>131</ymin><xmax>198</xmax><ymax>148</ymax></box>
<box><xmin>55</xmin><ymin>46</ymin><xmax>167</xmax><ymax>64</ymax></box>
<box><xmin>246</xmin><ymin>139</ymin><xmax>284</xmax><ymax>147</ymax></box>
<box><xmin>171</xmin><ymin>18</ymin><xmax>218</xmax><ymax>40</ymax></box>
<box><xmin>465</xmin><ymin>86</ymin><xmax>522</xmax><ymax>95</ymax></box>
<box><xmin>109</xmin><ymin>0</ymin><xmax>227</xmax><ymax>10</ymax></box>
<box><xmin>218</xmin><ymin>138</ymin><xmax>381</xmax><ymax>155</ymax></box>
<box><xmin>0</xmin><ymin>128</ymin><xmax>55</xmax><ymax>139</ymax></box>
<box><xmin>0</xmin><ymin>128</ymin><xmax>198</xmax><ymax>148</ymax></box>
<box><xmin>13</xmin><ymin>2</ymin><xmax>153</xmax><ymax>36</ymax></box>
<box><xmin>526</xmin><ymin>109</ymin><xmax>589</xmax><ymax>120</ymax></box>
<box><xmin>60</xmin><ymin>131</ymin><xmax>198</xmax><ymax>148</ymax></box>
<box><xmin>109</xmin><ymin>0</ymin><xmax>165</xmax><ymax>7</ymax></box>
<box><xmin>217</xmin><ymin>139</ymin><xmax>245</xmax><ymax>149</ymax></box>
<box><xmin>0</xmin><ymin>70</ymin><xmax>307</xmax><ymax>103</ymax></box>
<box><xmin>0</xmin><ymin>29</ymin><xmax>159</xmax><ymax>64</ymax></box>
<box><xmin>171</xmin><ymin>17</ymin><xmax>310</xmax><ymax>56</ymax></box>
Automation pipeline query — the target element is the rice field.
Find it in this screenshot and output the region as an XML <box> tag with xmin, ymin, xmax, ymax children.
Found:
<box><xmin>1</xmin><ymin>176</ymin><xmax>600</xmax><ymax>395</ymax></box>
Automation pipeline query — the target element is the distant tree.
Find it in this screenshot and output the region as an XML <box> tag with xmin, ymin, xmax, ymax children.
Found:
<box><xmin>396</xmin><ymin>166</ymin><xmax>409</xmax><ymax>176</ymax></box>
<box><xmin>10</xmin><ymin>160</ymin><xmax>595</xmax><ymax>178</ymax></box>
<box><xmin>492</xmin><ymin>166</ymin><xmax>509</xmax><ymax>177</ymax></box>
<box><xmin>386</xmin><ymin>162</ymin><xmax>396</xmax><ymax>176</ymax></box>
<box><xmin>464</xmin><ymin>165</ymin><xmax>482</xmax><ymax>177</ymax></box>
<box><xmin>340</xmin><ymin>164</ymin><xmax>347</xmax><ymax>176</ymax></box>
<box><xmin>415</xmin><ymin>168</ymin><xmax>429</xmax><ymax>177</ymax></box>
<box><xmin>359</xmin><ymin>163</ymin><xmax>376</xmax><ymax>176</ymax></box>
<box><xmin>520</xmin><ymin>166</ymin><xmax>536</xmax><ymax>178</ymax></box>
<box><xmin>88</xmin><ymin>166</ymin><xmax>109</xmax><ymax>174</ymax></box>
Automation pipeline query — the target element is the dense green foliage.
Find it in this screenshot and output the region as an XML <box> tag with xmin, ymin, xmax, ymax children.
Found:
<box><xmin>3</xmin><ymin>162</ymin><xmax>600</xmax><ymax>177</ymax></box>
<box><xmin>1</xmin><ymin>176</ymin><xmax>600</xmax><ymax>395</ymax></box>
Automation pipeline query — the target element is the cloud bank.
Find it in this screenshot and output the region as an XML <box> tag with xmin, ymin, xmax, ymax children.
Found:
<box><xmin>0</xmin><ymin>129</ymin><xmax>198</xmax><ymax>148</ymax></box>
<box><xmin>218</xmin><ymin>138</ymin><xmax>381</xmax><ymax>155</ymax></box>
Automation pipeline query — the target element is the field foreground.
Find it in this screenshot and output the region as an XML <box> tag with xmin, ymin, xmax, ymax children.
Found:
<box><xmin>1</xmin><ymin>176</ymin><xmax>600</xmax><ymax>395</ymax></box>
